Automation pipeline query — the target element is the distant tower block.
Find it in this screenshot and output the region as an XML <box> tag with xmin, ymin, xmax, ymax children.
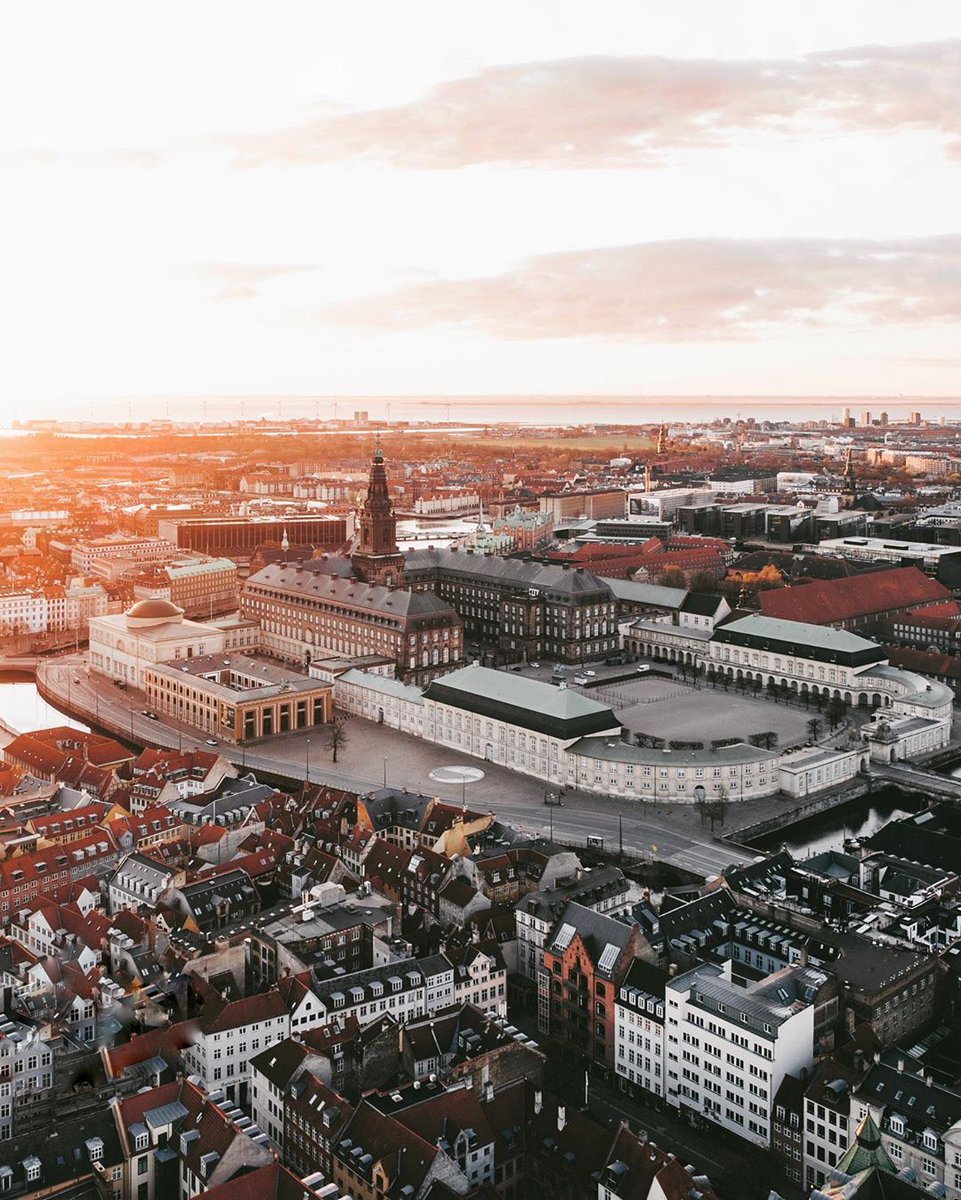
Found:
<box><xmin>656</xmin><ymin>425</ymin><xmax>666</xmax><ymax>455</ymax></box>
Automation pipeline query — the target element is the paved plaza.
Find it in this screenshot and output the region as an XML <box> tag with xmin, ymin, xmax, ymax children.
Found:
<box><xmin>597</xmin><ymin>677</ymin><xmax>813</xmax><ymax>746</ymax></box>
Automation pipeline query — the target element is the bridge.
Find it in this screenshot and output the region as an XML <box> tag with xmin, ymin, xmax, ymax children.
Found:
<box><xmin>870</xmin><ymin>760</ymin><xmax>961</xmax><ymax>799</ymax></box>
<box><xmin>0</xmin><ymin>656</ymin><xmax>38</xmax><ymax>674</ymax></box>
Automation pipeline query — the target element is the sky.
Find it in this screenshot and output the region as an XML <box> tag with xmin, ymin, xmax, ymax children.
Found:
<box><xmin>3</xmin><ymin>0</ymin><xmax>961</xmax><ymax>418</ymax></box>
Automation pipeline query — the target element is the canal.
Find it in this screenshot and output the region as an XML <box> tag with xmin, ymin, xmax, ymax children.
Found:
<box><xmin>0</xmin><ymin>671</ymin><xmax>87</xmax><ymax>737</ymax></box>
<box><xmin>748</xmin><ymin>785</ymin><xmax>921</xmax><ymax>858</ymax></box>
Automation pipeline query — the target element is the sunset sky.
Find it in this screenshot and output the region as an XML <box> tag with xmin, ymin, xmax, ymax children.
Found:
<box><xmin>4</xmin><ymin>1</ymin><xmax>961</xmax><ymax>417</ymax></box>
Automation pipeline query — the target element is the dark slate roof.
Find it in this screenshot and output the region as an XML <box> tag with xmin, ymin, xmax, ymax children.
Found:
<box><xmin>856</xmin><ymin>1051</ymin><xmax>961</xmax><ymax>1138</ymax></box>
<box><xmin>423</xmin><ymin>665</ymin><xmax>619</xmax><ymax>740</ymax></box>
<box><xmin>866</xmin><ymin>803</ymin><xmax>961</xmax><ymax>874</ymax></box>
<box><xmin>404</xmin><ymin>547</ymin><xmax>614</xmax><ymax>600</ymax></box>
<box><xmin>0</xmin><ymin>1104</ymin><xmax>123</xmax><ymax>1192</ymax></box>
<box><xmin>680</xmin><ymin>592</ymin><xmax>726</xmax><ymax>617</ymax></box>
<box><xmin>245</xmin><ymin>562</ymin><xmax>460</xmax><ymax>622</ymax></box>
<box><xmin>519</xmin><ymin>865</ymin><xmax>629</xmax><ymax>923</ymax></box>
<box><xmin>546</xmin><ymin>901</ymin><xmax>635</xmax><ymax>975</ymax></box>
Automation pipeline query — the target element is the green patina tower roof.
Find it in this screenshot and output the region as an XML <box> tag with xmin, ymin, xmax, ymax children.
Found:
<box><xmin>836</xmin><ymin>1111</ymin><xmax>895</xmax><ymax>1177</ymax></box>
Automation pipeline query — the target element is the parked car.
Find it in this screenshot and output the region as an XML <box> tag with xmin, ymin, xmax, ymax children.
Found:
<box><xmin>141</xmin><ymin>710</ymin><xmax>158</xmax><ymax>720</ymax></box>
<box><xmin>573</xmin><ymin>675</ymin><xmax>589</xmax><ymax>685</ymax></box>
<box><xmin>205</xmin><ymin>738</ymin><xmax>218</xmax><ymax>746</ymax></box>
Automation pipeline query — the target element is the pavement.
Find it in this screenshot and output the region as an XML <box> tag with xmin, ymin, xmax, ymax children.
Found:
<box><xmin>36</xmin><ymin>654</ymin><xmax>777</xmax><ymax>877</ymax></box>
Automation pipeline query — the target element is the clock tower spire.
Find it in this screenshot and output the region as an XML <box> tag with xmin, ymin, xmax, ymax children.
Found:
<box><xmin>352</xmin><ymin>437</ymin><xmax>405</xmax><ymax>587</ymax></box>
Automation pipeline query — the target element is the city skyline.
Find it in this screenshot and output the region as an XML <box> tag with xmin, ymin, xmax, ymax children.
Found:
<box><xmin>4</xmin><ymin>1</ymin><xmax>961</xmax><ymax>416</ymax></box>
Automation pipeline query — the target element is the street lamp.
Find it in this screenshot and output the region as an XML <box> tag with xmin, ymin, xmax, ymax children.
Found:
<box><xmin>383</xmin><ymin>756</ymin><xmax>388</xmax><ymax>788</ymax></box>
<box><xmin>305</xmin><ymin>737</ymin><xmax>310</xmax><ymax>784</ymax></box>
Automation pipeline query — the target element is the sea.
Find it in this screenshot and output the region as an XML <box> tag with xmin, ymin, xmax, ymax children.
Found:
<box><xmin>5</xmin><ymin>394</ymin><xmax>961</xmax><ymax>429</ymax></box>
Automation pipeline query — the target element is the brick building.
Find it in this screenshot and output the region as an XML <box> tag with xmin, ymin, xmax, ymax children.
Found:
<box><xmin>538</xmin><ymin>901</ymin><xmax>642</xmax><ymax>1068</ymax></box>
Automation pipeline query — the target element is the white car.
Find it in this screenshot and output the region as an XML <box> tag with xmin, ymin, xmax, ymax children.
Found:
<box><xmin>585</xmin><ymin>670</ymin><xmax>596</xmax><ymax>677</ymax></box>
<box><xmin>205</xmin><ymin>738</ymin><xmax>218</xmax><ymax>746</ymax></box>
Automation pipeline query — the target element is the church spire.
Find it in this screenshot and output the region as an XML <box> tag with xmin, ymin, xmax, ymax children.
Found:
<box><xmin>836</xmin><ymin>1111</ymin><xmax>895</xmax><ymax>1177</ymax></box>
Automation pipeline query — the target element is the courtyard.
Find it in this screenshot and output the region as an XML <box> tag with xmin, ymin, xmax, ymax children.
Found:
<box><xmin>593</xmin><ymin>676</ymin><xmax>814</xmax><ymax>747</ymax></box>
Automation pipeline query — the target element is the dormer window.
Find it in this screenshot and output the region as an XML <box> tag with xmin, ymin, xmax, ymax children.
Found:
<box><xmin>923</xmin><ymin>1131</ymin><xmax>938</xmax><ymax>1151</ymax></box>
<box><xmin>890</xmin><ymin>1115</ymin><xmax>905</xmax><ymax>1137</ymax></box>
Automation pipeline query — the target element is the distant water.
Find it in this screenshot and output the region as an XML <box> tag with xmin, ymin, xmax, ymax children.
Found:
<box><xmin>5</xmin><ymin>394</ymin><xmax>961</xmax><ymax>429</ymax></box>
<box><xmin>0</xmin><ymin>676</ymin><xmax>87</xmax><ymax>737</ymax></box>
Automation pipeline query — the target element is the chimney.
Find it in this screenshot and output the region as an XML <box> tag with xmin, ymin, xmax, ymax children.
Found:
<box><xmin>557</xmin><ymin>1106</ymin><xmax>566</xmax><ymax>1132</ymax></box>
<box><xmin>534</xmin><ymin>1090</ymin><xmax>543</xmax><ymax>1116</ymax></box>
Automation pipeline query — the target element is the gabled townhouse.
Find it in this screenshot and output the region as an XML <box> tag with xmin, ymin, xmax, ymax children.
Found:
<box><xmin>181</xmin><ymin>982</ymin><xmax>290</xmax><ymax>1108</ymax></box>
<box><xmin>285</xmin><ymin>1068</ymin><xmax>354</xmax><ymax>1180</ymax></box>
<box><xmin>249</xmin><ymin>1035</ymin><xmax>355</xmax><ymax>1171</ymax></box>
<box><xmin>330</xmin><ymin>1092</ymin><xmax>472</xmax><ymax>1200</ymax></box>
<box><xmin>161</xmin><ymin>867</ymin><xmax>261</xmax><ymax>933</ymax></box>
<box><xmin>400</xmin><ymin>1004</ymin><xmax>545</xmax><ymax>1092</ymax></box>
<box><xmin>449</xmin><ymin>941</ymin><xmax>508</xmax><ymax>1017</ymax></box>
<box><xmin>112</xmin><ymin>1077</ymin><xmax>275</xmax><ymax>1200</ymax></box>
<box><xmin>438</xmin><ymin>876</ymin><xmax>491</xmax><ymax>927</ymax></box>
<box><xmin>538</xmin><ymin>901</ymin><xmax>642</xmax><ymax>1067</ymax></box>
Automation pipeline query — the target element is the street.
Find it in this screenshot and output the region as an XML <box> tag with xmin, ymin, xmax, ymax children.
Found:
<box><xmin>37</xmin><ymin>654</ymin><xmax>771</xmax><ymax>877</ymax></box>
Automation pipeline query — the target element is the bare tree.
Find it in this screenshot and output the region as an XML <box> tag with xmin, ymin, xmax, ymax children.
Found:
<box><xmin>327</xmin><ymin>715</ymin><xmax>350</xmax><ymax>764</ymax></box>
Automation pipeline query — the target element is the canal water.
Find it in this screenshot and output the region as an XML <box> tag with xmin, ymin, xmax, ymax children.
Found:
<box><xmin>0</xmin><ymin>673</ymin><xmax>87</xmax><ymax>737</ymax></box>
<box><xmin>748</xmin><ymin>785</ymin><xmax>920</xmax><ymax>858</ymax></box>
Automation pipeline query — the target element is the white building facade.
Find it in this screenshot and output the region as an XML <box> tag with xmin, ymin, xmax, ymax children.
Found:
<box><xmin>665</xmin><ymin>960</ymin><xmax>819</xmax><ymax>1149</ymax></box>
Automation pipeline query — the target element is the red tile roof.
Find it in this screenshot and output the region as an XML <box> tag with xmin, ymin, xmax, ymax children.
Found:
<box><xmin>886</xmin><ymin>646</ymin><xmax>961</xmax><ymax>679</ymax></box>
<box><xmin>760</xmin><ymin>566</ymin><xmax>958</xmax><ymax>626</ymax></box>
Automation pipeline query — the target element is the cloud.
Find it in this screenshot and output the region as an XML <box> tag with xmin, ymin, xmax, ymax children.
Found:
<box><xmin>318</xmin><ymin>236</ymin><xmax>961</xmax><ymax>341</ymax></box>
<box><xmin>186</xmin><ymin>262</ymin><xmax>317</xmax><ymax>301</ymax></box>
<box><xmin>220</xmin><ymin>40</ymin><xmax>961</xmax><ymax>168</ymax></box>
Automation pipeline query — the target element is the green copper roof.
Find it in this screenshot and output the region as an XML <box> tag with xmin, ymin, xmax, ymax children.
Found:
<box><xmin>836</xmin><ymin>1111</ymin><xmax>895</xmax><ymax>1177</ymax></box>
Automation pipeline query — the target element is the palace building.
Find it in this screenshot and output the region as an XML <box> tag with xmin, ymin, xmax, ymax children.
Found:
<box><xmin>240</xmin><ymin>444</ymin><xmax>464</xmax><ymax>686</ymax></box>
<box><xmin>239</xmin><ymin>444</ymin><xmax>619</xmax><ymax>679</ymax></box>
<box><xmin>404</xmin><ymin>547</ymin><xmax>618</xmax><ymax>663</ymax></box>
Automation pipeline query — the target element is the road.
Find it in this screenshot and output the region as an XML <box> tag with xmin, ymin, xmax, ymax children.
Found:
<box><xmin>584</xmin><ymin>1077</ymin><xmax>799</xmax><ymax>1200</ymax></box>
<box><xmin>38</xmin><ymin>655</ymin><xmax>755</xmax><ymax>878</ymax></box>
